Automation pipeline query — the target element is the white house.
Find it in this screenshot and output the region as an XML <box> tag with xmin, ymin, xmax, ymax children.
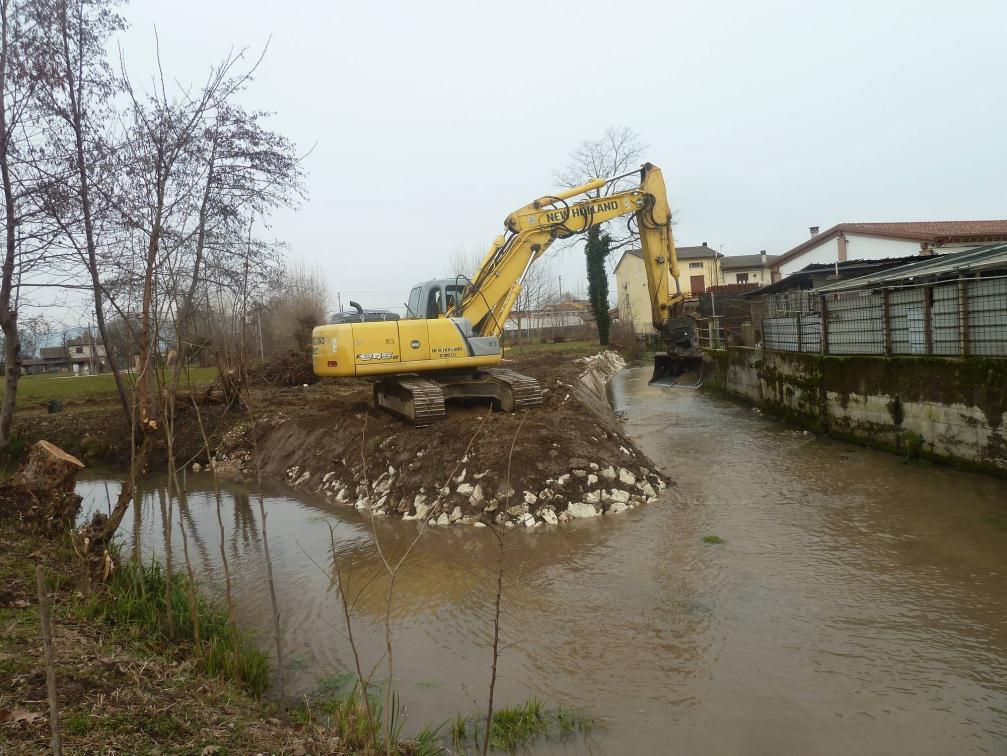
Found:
<box><xmin>773</xmin><ymin>221</ymin><xmax>1007</xmax><ymax>279</ymax></box>
<box><xmin>66</xmin><ymin>332</ymin><xmax>107</xmax><ymax>374</ymax></box>
<box><xmin>720</xmin><ymin>251</ymin><xmax>781</xmax><ymax>286</ymax></box>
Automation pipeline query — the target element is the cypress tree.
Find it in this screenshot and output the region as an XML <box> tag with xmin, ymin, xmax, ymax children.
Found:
<box><xmin>584</xmin><ymin>225</ymin><xmax>612</xmax><ymax>345</ymax></box>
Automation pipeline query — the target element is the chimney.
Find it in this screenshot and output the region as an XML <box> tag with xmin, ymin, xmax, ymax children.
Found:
<box><xmin>809</xmin><ymin>226</ymin><xmax>820</xmax><ymax>237</ymax></box>
<box><xmin>760</xmin><ymin>249</ymin><xmax>767</xmax><ymax>265</ymax></box>
<box><xmin>702</xmin><ymin>241</ymin><xmax>708</xmax><ymax>247</ymax></box>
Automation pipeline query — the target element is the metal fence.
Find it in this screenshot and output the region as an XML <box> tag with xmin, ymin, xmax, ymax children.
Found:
<box><xmin>747</xmin><ymin>274</ymin><xmax>1007</xmax><ymax>357</ymax></box>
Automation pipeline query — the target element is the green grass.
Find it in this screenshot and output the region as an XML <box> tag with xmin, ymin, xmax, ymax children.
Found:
<box><xmin>73</xmin><ymin>559</ymin><xmax>269</xmax><ymax>697</ymax></box>
<box><xmin>295</xmin><ymin>683</ymin><xmax>593</xmax><ymax>755</ymax></box>
<box><xmin>503</xmin><ymin>339</ymin><xmax>604</xmax><ymax>359</ymax></box>
<box><xmin>15</xmin><ymin>367</ymin><xmax>218</xmax><ymax>408</ymax></box>
<box><xmin>702</xmin><ymin>534</ymin><xmax>725</xmax><ymax>545</ymax></box>
<box><xmin>449</xmin><ymin>698</ymin><xmax>596</xmax><ymax>753</ymax></box>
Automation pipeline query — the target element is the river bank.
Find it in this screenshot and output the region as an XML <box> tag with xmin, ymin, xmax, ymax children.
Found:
<box><xmin>0</xmin><ymin>515</ymin><xmax>319</xmax><ymax>752</ymax></box>
<box><xmin>13</xmin><ymin>350</ymin><xmax>668</xmax><ymax>531</ymax></box>
<box><xmin>212</xmin><ymin>350</ymin><xmax>666</xmax><ymax>528</ymax></box>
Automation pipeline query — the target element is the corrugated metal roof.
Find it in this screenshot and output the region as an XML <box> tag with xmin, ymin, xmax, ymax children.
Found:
<box><xmin>816</xmin><ymin>243</ymin><xmax>1007</xmax><ymax>292</ymax></box>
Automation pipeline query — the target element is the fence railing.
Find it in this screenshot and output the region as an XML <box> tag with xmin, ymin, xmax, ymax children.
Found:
<box><xmin>749</xmin><ymin>274</ymin><xmax>1007</xmax><ymax>357</ymax></box>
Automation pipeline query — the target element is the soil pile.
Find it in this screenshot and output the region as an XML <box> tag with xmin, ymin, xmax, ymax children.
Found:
<box><xmin>214</xmin><ymin>351</ymin><xmax>667</xmax><ymax>528</ymax></box>
<box><xmin>259</xmin><ymin>349</ymin><xmax>319</xmax><ymax>387</ymax></box>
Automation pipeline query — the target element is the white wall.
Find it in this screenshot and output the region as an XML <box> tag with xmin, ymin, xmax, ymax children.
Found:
<box><xmin>843</xmin><ymin>234</ymin><xmax>921</xmax><ymax>260</ymax></box>
<box><xmin>779</xmin><ymin>237</ymin><xmax>838</xmax><ymax>276</ymax></box>
<box><xmin>722</xmin><ymin>266</ymin><xmax>771</xmax><ymax>285</ymax></box>
<box><xmin>778</xmin><ymin>234</ymin><xmax>932</xmax><ymax>277</ymax></box>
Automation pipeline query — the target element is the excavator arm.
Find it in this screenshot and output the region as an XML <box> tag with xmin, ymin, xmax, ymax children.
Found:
<box><xmin>453</xmin><ymin>163</ymin><xmax>685</xmax><ymax>343</ymax></box>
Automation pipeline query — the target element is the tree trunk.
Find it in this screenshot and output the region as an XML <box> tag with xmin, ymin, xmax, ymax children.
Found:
<box><xmin>0</xmin><ymin>0</ymin><xmax>20</xmax><ymax>450</ymax></box>
<box><xmin>58</xmin><ymin>0</ymin><xmax>134</xmax><ymax>432</ymax></box>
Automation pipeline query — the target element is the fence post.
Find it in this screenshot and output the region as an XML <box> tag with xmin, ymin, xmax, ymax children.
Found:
<box><xmin>959</xmin><ymin>275</ymin><xmax>970</xmax><ymax>357</ymax></box>
<box><xmin>796</xmin><ymin>311</ymin><xmax>802</xmax><ymax>353</ymax></box>
<box><xmin>882</xmin><ymin>288</ymin><xmax>892</xmax><ymax>356</ymax></box>
<box><xmin>819</xmin><ymin>294</ymin><xmax>829</xmax><ymax>354</ymax></box>
<box><xmin>923</xmin><ymin>285</ymin><xmax>933</xmax><ymax>355</ymax></box>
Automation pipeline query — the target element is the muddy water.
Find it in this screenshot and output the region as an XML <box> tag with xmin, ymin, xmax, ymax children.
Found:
<box><xmin>77</xmin><ymin>367</ymin><xmax>1007</xmax><ymax>754</ymax></box>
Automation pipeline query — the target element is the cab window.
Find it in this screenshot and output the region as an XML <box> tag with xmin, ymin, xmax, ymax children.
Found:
<box><xmin>406</xmin><ymin>286</ymin><xmax>422</xmax><ymax>318</ymax></box>
<box><xmin>445</xmin><ymin>285</ymin><xmax>464</xmax><ymax>312</ymax></box>
<box><xmin>425</xmin><ymin>286</ymin><xmax>444</xmax><ymax>318</ymax></box>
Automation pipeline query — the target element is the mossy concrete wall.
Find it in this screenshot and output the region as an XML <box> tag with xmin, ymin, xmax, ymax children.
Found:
<box><xmin>705</xmin><ymin>347</ymin><xmax>1007</xmax><ymax>475</ymax></box>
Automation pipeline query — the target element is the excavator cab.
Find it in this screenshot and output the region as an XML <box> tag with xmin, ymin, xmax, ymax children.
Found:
<box><xmin>405</xmin><ymin>280</ymin><xmax>467</xmax><ymax>319</ymax></box>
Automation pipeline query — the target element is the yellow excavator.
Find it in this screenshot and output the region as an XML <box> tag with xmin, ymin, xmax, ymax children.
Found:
<box><xmin>311</xmin><ymin>162</ymin><xmax>700</xmax><ymax>423</ymax></box>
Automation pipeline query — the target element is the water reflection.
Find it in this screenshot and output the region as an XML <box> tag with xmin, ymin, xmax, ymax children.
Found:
<box><xmin>77</xmin><ymin>368</ymin><xmax>1007</xmax><ymax>754</ymax></box>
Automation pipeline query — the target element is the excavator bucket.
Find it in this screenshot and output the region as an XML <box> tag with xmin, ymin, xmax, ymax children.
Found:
<box><xmin>651</xmin><ymin>352</ymin><xmax>705</xmax><ymax>387</ymax></box>
<box><xmin>651</xmin><ymin>316</ymin><xmax>704</xmax><ymax>387</ymax></box>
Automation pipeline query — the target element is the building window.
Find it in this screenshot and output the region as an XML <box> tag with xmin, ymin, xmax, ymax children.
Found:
<box><xmin>688</xmin><ymin>262</ymin><xmax>703</xmax><ymax>269</ymax></box>
<box><xmin>75</xmin><ymin>346</ymin><xmax>84</xmax><ymax>354</ymax></box>
<box><xmin>735</xmin><ymin>273</ymin><xmax>749</xmax><ymax>283</ymax></box>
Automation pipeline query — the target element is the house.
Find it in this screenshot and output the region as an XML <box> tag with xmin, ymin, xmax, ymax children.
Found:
<box><xmin>774</xmin><ymin>221</ymin><xmax>1007</xmax><ymax>279</ymax></box>
<box><xmin>720</xmin><ymin>251</ymin><xmax>780</xmax><ymax>286</ymax></box>
<box><xmin>505</xmin><ymin>297</ymin><xmax>593</xmax><ymax>340</ymax></box>
<box><xmin>20</xmin><ymin>356</ymin><xmax>47</xmax><ymax>375</ymax></box>
<box><xmin>614</xmin><ymin>243</ymin><xmax>723</xmax><ymax>334</ymax></box>
<box><xmin>39</xmin><ymin>346</ymin><xmax>70</xmax><ymax>373</ymax></box>
<box><xmin>675</xmin><ymin>243</ymin><xmax>723</xmax><ymax>295</ymax></box>
<box><xmin>65</xmin><ymin>332</ymin><xmax>107</xmax><ymax>374</ymax></box>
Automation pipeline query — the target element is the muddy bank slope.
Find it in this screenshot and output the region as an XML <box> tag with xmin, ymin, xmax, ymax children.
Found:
<box><xmin>215</xmin><ymin>351</ymin><xmax>667</xmax><ymax>527</ymax></box>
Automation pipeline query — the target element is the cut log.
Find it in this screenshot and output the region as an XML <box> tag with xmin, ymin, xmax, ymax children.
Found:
<box><xmin>8</xmin><ymin>440</ymin><xmax>85</xmax><ymax>495</ymax></box>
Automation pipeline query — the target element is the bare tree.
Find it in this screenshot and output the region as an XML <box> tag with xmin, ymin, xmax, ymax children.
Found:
<box><xmin>555</xmin><ymin>126</ymin><xmax>647</xmax><ymax>251</ymax></box>
<box><xmin>257</xmin><ymin>260</ymin><xmax>328</xmax><ymax>356</ymax></box>
<box><xmin>29</xmin><ymin>0</ymin><xmax>132</xmax><ymax>423</ymax></box>
<box><xmin>0</xmin><ymin>0</ymin><xmax>57</xmax><ymax>448</ymax></box>
<box><xmin>17</xmin><ymin>312</ymin><xmax>52</xmax><ymax>357</ymax></box>
<box><xmin>511</xmin><ymin>256</ymin><xmax>554</xmax><ymax>344</ymax></box>
<box><xmin>556</xmin><ymin>127</ymin><xmax>646</xmax><ymax>345</ymax></box>
<box><xmin>446</xmin><ymin>242</ymin><xmax>486</xmax><ymax>281</ymax></box>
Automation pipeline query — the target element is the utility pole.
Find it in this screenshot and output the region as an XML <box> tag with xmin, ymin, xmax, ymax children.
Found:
<box><xmin>88</xmin><ymin>321</ymin><xmax>97</xmax><ymax>374</ymax></box>
<box><xmin>257</xmin><ymin>310</ymin><xmax>265</xmax><ymax>361</ymax></box>
<box><xmin>337</xmin><ymin>292</ymin><xmax>342</xmax><ymax>313</ymax></box>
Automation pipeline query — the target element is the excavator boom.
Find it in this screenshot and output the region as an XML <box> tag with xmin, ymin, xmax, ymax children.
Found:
<box><xmin>454</xmin><ymin>163</ymin><xmax>685</xmax><ymax>342</ymax></box>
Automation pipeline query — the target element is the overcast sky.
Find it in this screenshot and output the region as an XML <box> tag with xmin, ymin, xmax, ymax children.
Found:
<box><xmin>116</xmin><ymin>0</ymin><xmax>1007</xmax><ymax>314</ymax></box>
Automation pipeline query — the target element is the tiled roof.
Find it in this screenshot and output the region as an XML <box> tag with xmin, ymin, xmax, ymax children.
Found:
<box><xmin>776</xmin><ymin>220</ymin><xmax>1007</xmax><ymax>267</ymax></box>
<box><xmin>721</xmin><ymin>253</ymin><xmax>781</xmax><ymax>269</ymax></box>
<box><xmin>623</xmin><ymin>245</ymin><xmax>719</xmax><ymax>262</ymax></box>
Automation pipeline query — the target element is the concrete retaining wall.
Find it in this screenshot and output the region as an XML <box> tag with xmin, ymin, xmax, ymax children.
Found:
<box><xmin>706</xmin><ymin>347</ymin><xmax>1007</xmax><ymax>475</ymax></box>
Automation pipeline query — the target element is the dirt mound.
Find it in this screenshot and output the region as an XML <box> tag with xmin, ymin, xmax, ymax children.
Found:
<box><xmin>261</xmin><ymin>350</ymin><xmax>319</xmax><ymax>387</ymax></box>
<box><xmin>214</xmin><ymin>351</ymin><xmax>667</xmax><ymax>528</ymax></box>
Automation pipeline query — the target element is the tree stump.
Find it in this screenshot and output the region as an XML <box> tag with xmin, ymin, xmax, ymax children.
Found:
<box><xmin>2</xmin><ymin>441</ymin><xmax>85</xmax><ymax>526</ymax></box>
<box><xmin>9</xmin><ymin>441</ymin><xmax>85</xmax><ymax>493</ymax></box>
